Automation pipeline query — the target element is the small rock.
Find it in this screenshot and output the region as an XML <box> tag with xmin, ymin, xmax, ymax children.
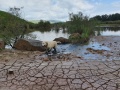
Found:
<box><xmin>43</xmin><ymin>57</ymin><xmax>49</xmax><ymax>61</ymax></box>
<box><xmin>57</xmin><ymin>55</ymin><xmax>63</xmax><ymax>59</ymax></box>
<box><xmin>8</xmin><ymin>69</ymin><xmax>14</xmax><ymax>74</ymax></box>
<box><xmin>102</xmin><ymin>43</ymin><xmax>105</xmax><ymax>46</ymax></box>
<box><xmin>5</xmin><ymin>59</ymin><xmax>8</xmax><ymax>62</ymax></box>
<box><xmin>84</xmin><ymin>52</ymin><xmax>89</xmax><ymax>54</ymax></box>
<box><xmin>77</xmin><ymin>56</ymin><xmax>83</xmax><ymax>59</ymax></box>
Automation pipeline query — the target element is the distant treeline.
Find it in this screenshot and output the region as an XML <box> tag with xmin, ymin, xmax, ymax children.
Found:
<box><xmin>33</xmin><ymin>20</ymin><xmax>51</xmax><ymax>31</ymax></box>
<box><xmin>0</xmin><ymin>10</ymin><xmax>51</xmax><ymax>32</ymax></box>
<box><xmin>91</xmin><ymin>13</ymin><xmax>120</xmax><ymax>21</ymax></box>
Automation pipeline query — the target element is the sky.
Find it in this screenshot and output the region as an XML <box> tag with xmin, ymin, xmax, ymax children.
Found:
<box><xmin>0</xmin><ymin>0</ymin><xmax>120</xmax><ymax>21</ymax></box>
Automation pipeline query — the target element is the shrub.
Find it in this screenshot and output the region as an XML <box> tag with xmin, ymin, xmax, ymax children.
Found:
<box><xmin>67</xmin><ymin>12</ymin><xmax>97</xmax><ymax>43</ymax></box>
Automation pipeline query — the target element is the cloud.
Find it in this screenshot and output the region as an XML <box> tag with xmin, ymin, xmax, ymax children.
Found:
<box><xmin>1</xmin><ymin>0</ymin><xmax>120</xmax><ymax>21</ymax></box>
<box><xmin>88</xmin><ymin>0</ymin><xmax>120</xmax><ymax>17</ymax></box>
<box><xmin>0</xmin><ymin>0</ymin><xmax>95</xmax><ymax>21</ymax></box>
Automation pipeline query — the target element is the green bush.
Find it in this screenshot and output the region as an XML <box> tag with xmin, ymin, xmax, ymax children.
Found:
<box><xmin>67</xmin><ymin>12</ymin><xmax>97</xmax><ymax>43</ymax></box>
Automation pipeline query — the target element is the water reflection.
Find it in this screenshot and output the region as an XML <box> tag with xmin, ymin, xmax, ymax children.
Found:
<box><xmin>100</xmin><ymin>30</ymin><xmax>120</xmax><ymax>36</ymax></box>
<box><xmin>30</xmin><ymin>29</ymin><xmax>70</xmax><ymax>41</ymax></box>
<box><xmin>95</xmin><ymin>27</ymin><xmax>120</xmax><ymax>36</ymax></box>
<box><xmin>96</xmin><ymin>26</ymin><xmax>120</xmax><ymax>31</ymax></box>
<box><xmin>30</xmin><ymin>27</ymin><xmax>120</xmax><ymax>41</ymax></box>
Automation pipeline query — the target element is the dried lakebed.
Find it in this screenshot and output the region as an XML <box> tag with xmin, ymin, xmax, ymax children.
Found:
<box><xmin>0</xmin><ymin>36</ymin><xmax>120</xmax><ymax>90</ymax></box>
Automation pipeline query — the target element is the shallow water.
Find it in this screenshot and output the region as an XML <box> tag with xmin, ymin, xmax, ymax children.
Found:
<box><xmin>29</xmin><ymin>29</ymin><xmax>119</xmax><ymax>60</ymax></box>
<box><xmin>57</xmin><ymin>40</ymin><xmax>110</xmax><ymax>60</ymax></box>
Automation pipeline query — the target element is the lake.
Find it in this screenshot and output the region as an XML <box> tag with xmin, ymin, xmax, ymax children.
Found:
<box><xmin>27</xmin><ymin>28</ymin><xmax>120</xmax><ymax>60</ymax></box>
<box><xmin>95</xmin><ymin>26</ymin><xmax>120</xmax><ymax>36</ymax></box>
<box><xmin>29</xmin><ymin>29</ymin><xmax>120</xmax><ymax>41</ymax></box>
<box><xmin>29</xmin><ymin>29</ymin><xmax>70</xmax><ymax>41</ymax></box>
<box><xmin>29</xmin><ymin>29</ymin><xmax>120</xmax><ymax>42</ymax></box>
<box><xmin>99</xmin><ymin>30</ymin><xmax>120</xmax><ymax>36</ymax></box>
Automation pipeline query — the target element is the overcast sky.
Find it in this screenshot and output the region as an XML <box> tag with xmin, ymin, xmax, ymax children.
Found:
<box><xmin>0</xmin><ymin>0</ymin><xmax>120</xmax><ymax>21</ymax></box>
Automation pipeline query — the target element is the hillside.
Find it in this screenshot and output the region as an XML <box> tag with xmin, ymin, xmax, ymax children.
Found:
<box><xmin>29</xmin><ymin>20</ymin><xmax>39</xmax><ymax>24</ymax></box>
<box><xmin>0</xmin><ymin>10</ymin><xmax>32</xmax><ymax>25</ymax></box>
<box><xmin>0</xmin><ymin>10</ymin><xmax>36</xmax><ymax>47</ymax></box>
<box><xmin>29</xmin><ymin>19</ymin><xmax>62</xmax><ymax>24</ymax></box>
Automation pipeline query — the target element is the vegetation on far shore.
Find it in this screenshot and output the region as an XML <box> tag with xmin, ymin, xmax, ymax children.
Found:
<box><xmin>0</xmin><ymin>7</ymin><xmax>120</xmax><ymax>48</ymax></box>
<box><xmin>91</xmin><ymin>13</ymin><xmax>120</xmax><ymax>26</ymax></box>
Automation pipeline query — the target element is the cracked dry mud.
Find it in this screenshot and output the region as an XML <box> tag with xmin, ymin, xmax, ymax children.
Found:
<box><xmin>0</xmin><ymin>36</ymin><xmax>120</xmax><ymax>90</ymax></box>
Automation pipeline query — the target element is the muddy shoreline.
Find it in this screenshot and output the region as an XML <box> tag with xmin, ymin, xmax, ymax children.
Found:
<box><xmin>0</xmin><ymin>36</ymin><xmax>120</xmax><ymax>62</ymax></box>
<box><xmin>0</xmin><ymin>36</ymin><xmax>120</xmax><ymax>90</ymax></box>
<box><xmin>91</xmin><ymin>36</ymin><xmax>120</xmax><ymax>60</ymax></box>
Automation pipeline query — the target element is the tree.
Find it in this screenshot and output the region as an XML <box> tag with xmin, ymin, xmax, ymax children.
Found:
<box><xmin>35</xmin><ymin>20</ymin><xmax>51</xmax><ymax>32</ymax></box>
<box><xmin>0</xmin><ymin>7</ymin><xmax>28</xmax><ymax>48</ymax></box>
<box><xmin>92</xmin><ymin>13</ymin><xmax>120</xmax><ymax>21</ymax></box>
<box><xmin>9</xmin><ymin>6</ymin><xmax>23</xmax><ymax>18</ymax></box>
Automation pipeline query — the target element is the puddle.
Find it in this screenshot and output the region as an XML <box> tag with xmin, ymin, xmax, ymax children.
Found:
<box><xmin>57</xmin><ymin>40</ymin><xmax>110</xmax><ymax>60</ymax></box>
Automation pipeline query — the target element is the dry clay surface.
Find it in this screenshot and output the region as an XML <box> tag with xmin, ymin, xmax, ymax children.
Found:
<box><xmin>0</xmin><ymin>36</ymin><xmax>120</xmax><ymax>90</ymax></box>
